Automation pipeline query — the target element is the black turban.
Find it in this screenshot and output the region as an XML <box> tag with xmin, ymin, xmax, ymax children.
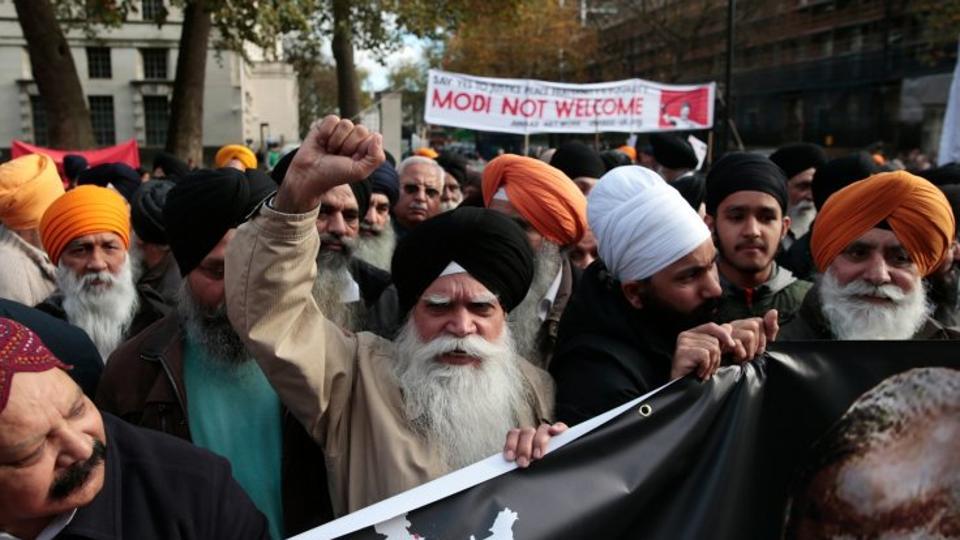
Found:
<box><xmin>131</xmin><ymin>180</ymin><xmax>174</xmax><ymax>245</ymax></box>
<box><xmin>705</xmin><ymin>152</ymin><xmax>788</xmax><ymax>216</ymax></box>
<box><xmin>76</xmin><ymin>162</ymin><xmax>141</xmax><ymax>203</ymax></box>
<box><xmin>163</xmin><ymin>168</ymin><xmax>276</xmax><ymax>276</ymax></box>
<box><xmin>391</xmin><ymin>207</ymin><xmax>534</xmax><ymax>314</ymax></box>
<box><xmin>769</xmin><ymin>143</ymin><xmax>828</xmax><ymax>179</ymax></box>
<box><xmin>270</xmin><ymin>146</ymin><xmax>371</xmax><ymax>217</ymax></box>
<box><xmin>436</xmin><ymin>151</ymin><xmax>469</xmax><ymax>185</ymax></box>
<box><xmin>368</xmin><ymin>162</ymin><xmax>400</xmax><ymax>207</ymax></box>
<box><xmin>550</xmin><ymin>141</ymin><xmax>606</xmax><ymax>179</ymax></box>
<box><xmin>650</xmin><ymin>133</ymin><xmax>698</xmax><ymax>170</ymax></box>
<box><xmin>812</xmin><ymin>152</ymin><xmax>880</xmax><ymax>210</ymax></box>
<box><xmin>919</xmin><ymin>163</ymin><xmax>960</xmax><ymax>186</ymax></box>
<box><xmin>670</xmin><ymin>172</ymin><xmax>707</xmax><ymax>211</ymax></box>
<box><xmin>600</xmin><ymin>149</ymin><xmax>632</xmax><ymax>172</ymax></box>
<box><xmin>152</xmin><ymin>152</ymin><xmax>190</xmax><ymax>180</ymax></box>
<box><xmin>62</xmin><ymin>154</ymin><xmax>88</xmax><ymax>181</ymax></box>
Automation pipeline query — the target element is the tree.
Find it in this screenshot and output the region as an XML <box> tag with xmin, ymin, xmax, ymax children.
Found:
<box><xmin>295</xmin><ymin>55</ymin><xmax>372</xmax><ymax>138</ymax></box>
<box><xmin>165</xmin><ymin>1</ymin><xmax>212</xmax><ymax>165</ymax></box>
<box><xmin>13</xmin><ymin>0</ymin><xmax>96</xmax><ymax>149</ymax></box>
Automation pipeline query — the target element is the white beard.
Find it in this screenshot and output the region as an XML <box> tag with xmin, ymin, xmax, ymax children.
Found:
<box><xmin>355</xmin><ymin>223</ymin><xmax>396</xmax><ymax>272</ymax></box>
<box><xmin>57</xmin><ymin>256</ymin><xmax>139</xmax><ymax>360</ymax></box>
<box><xmin>391</xmin><ymin>319</ymin><xmax>532</xmax><ymax>471</ymax></box>
<box><xmin>439</xmin><ymin>199</ymin><xmax>460</xmax><ymax>212</ymax></box>
<box><xmin>788</xmin><ymin>201</ymin><xmax>816</xmax><ymax>239</ymax></box>
<box><xmin>819</xmin><ymin>270</ymin><xmax>930</xmax><ymax>340</ymax></box>
<box><xmin>312</xmin><ymin>248</ymin><xmax>364</xmax><ymax>332</ymax></box>
<box><xmin>508</xmin><ymin>241</ymin><xmax>562</xmax><ymax>367</ymax></box>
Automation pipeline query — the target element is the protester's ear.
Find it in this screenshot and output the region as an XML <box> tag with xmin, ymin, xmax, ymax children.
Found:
<box><xmin>703</xmin><ymin>213</ymin><xmax>715</xmax><ymax>232</ymax></box>
<box><xmin>621</xmin><ymin>281</ymin><xmax>645</xmax><ymax>309</ymax></box>
<box><xmin>780</xmin><ymin>215</ymin><xmax>792</xmax><ymax>241</ymax></box>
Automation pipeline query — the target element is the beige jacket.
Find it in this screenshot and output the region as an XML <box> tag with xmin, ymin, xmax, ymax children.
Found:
<box><xmin>225</xmin><ymin>203</ymin><xmax>555</xmax><ymax>516</ymax></box>
<box><xmin>0</xmin><ymin>225</ymin><xmax>57</xmax><ymax>306</ymax></box>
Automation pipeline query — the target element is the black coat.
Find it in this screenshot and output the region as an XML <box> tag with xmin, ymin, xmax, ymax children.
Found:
<box><xmin>36</xmin><ymin>284</ymin><xmax>170</xmax><ymax>345</ymax></box>
<box><xmin>57</xmin><ymin>412</ymin><xmax>269</xmax><ymax>539</ymax></box>
<box><xmin>349</xmin><ymin>257</ymin><xmax>401</xmax><ymax>338</ymax></box>
<box><xmin>0</xmin><ymin>298</ymin><xmax>102</xmax><ymax>397</ymax></box>
<box><xmin>549</xmin><ymin>261</ymin><xmax>677</xmax><ymax>426</ymax></box>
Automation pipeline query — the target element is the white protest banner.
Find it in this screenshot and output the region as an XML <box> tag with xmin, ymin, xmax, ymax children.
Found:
<box><xmin>425</xmin><ymin>69</ymin><xmax>716</xmax><ymax>135</ymax></box>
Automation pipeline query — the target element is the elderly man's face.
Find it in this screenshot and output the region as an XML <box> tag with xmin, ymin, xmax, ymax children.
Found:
<box><xmin>789</xmin><ymin>412</ymin><xmax>960</xmax><ymax>538</ymax></box>
<box><xmin>186</xmin><ymin>229</ymin><xmax>235</xmax><ymax>311</ymax></box>
<box><xmin>569</xmin><ymin>228</ymin><xmax>598</xmax><ymax>270</ymax></box>
<box><xmin>829</xmin><ymin>228</ymin><xmax>921</xmax><ymax>294</ymax></box>
<box><xmin>0</xmin><ymin>370</ymin><xmax>106</xmax><ymax>535</ymax></box>
<box><xmin>362</xmin><ymin>193</ymin><xmax>391</xmax><ymax>236</ymax></box>
<box><xmin>787</xmin><ymin>168</ymin><xmax>815</xmax><ymax>209</ymax></box>
<box><xmin>441</xmin><ymin>173</ymin><xmax>463</xmax><ymax>210</ymax></box>
<box><xmin>316</xmin><ymin>185</ymin><xmax>360</xmax><ymax>249</ymax></box>
<box><xmin>59</xmin><ymin>232</ymin><xmax>127</xmax><ymax>282</ymax></box>
<box><xmin>394</xmin><ymin>163</ymin><xmax>442</xmax><ymax>229</ymax></box>
<box><xmin>411</xmin><ymin>273</ymin><xmax>507</xmax><ymax>366</ymax></box>
<box><xmin>488</xmin><ymin>198</ymin><xmax>544</xmax><ymax>251</ymax></box>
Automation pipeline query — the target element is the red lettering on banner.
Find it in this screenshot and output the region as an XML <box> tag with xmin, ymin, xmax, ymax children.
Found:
<box><xmin>432</xmin><ymin>89</ymin><xmax>491</xmax><ymax>113</ymax></box>
<box><xmin>502</xmin><ymin>98</ymin><xmax>547</xmax><ymax>118</ymax></box>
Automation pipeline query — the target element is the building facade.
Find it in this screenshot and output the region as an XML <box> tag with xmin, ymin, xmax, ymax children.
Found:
<box><xmin>0</xmin><ymin>0</ymin><xmax>298</xmax><ymax>161</ymax></box>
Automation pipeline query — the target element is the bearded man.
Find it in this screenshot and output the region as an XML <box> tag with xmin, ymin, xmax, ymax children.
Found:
<box><xmin>129</xmin><ymin>179</ymin><xmax>181</xmax><ymax>306</ymax></box>
<box><xmin>705</xmin><ymin>153</ymin><xmax>812</xmax><ymax>325</ymax></box>
<box><xmin>769</xmin><ymin>143</ymin><xmax>828</xmax><ymax>249</ymax></box>
<box><xmin>550</xmin><ymin>166</ymin><xmax>778</xmax><ymax>426</ymax></box>
<box><xmin>0</xmin><ymin>318</ymin><xmax>270</xmax><ymax>539</ymax></box>
<box><xmin>35</xmin><ymin>186</ymin><xmax>168</xmax><ymax>359</ymax></box>
<box><xmin>437</xmin><ymin>151</ymin><xmax>468</xmax><ymax>211</ymax></box>
<box><xmin>96</xmin><ymin>168</ymin><xmax>328</xmax><ymax>538</ymax></box>
<box><xmin>482</xmin><ymin>154</ymin><xmax>588</xmax><ymax>368</ymax></box>
<box><xmin>393</xmin><ymin>156</ymin><xmax>444</xmax><ymax>239</ymax></box>
<box><xmin>0</xmin><ymin>154</ymin><xmax>64</xmax><ymax>306</ymax></box>
<box><xmin>225</xmin><ymin>116</ymin><xmax>566</xmax><ymax>517</ymax></box>
<box><xmin>779</xmin><ymin>171</ymin><xmax>960</xmax><ymax>340</ymax></box>
<box><xmin>355</xmin><ymin>162</ymin><xmax>399</xmax><ymax>271</ymax></box>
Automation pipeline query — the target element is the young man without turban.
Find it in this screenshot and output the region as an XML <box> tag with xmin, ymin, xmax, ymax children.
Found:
<box><xmin>36</xmin><ymin>186</ymin><xmax>168</xmax><ymax>359</ymax></box>
<box><xmin>779</xmin><ymin>171</ymin><xmax>960</xmax><ymax>340</ymax></box>
<box><xmin>0</xmin><ymin>154</ymin><xmax>64</xmax><ymax>306</ymax></box>
<box><xmin>705</xmin><ymin>153</ymin><xmax>812</xmax><ymax>325</ymax></box>
<box><xmin>0</xmin><ymin>318</ymin><xmax>270</xmax><ymax>539</ymax></box>
<box><xmin>769</xmin><ymin>142</ymin><xmax>828</xmax><ymax>249</ymax></box>
<box><xmin>549</xmin><ymin>166</ymin><xmax>778</xmax><ymax>426</ymax></box>
<box><xmin>482</xmin><ymin>154</ymin><xmax>588</xmax><ymax>368</ymax></box>
<box><xmin>97</xmin><ymin>168</ymin><xmax>330</xmax><ymax>539</ymax></box>
<box><xmin>225</xmin><ymin>116</ymin><xmax>563</xmax><ymax>517</ymax></box>
<box><xmin>392</xmin><ymin>156</ymin><xmax>444</xmax><ymax>240</ymax></box>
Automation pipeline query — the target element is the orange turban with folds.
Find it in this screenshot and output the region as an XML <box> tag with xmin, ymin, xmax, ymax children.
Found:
<box><xmin>0</xmin><ymin>154</ymin><xmax>65</xmax><ymax>230</ymax></box>
<box><xmin>39</xmin><ymin>185</ymin><xmax>130</xmax><ymax>265</ymax></box>
<box><xmin>811</xmin><ymin>171</ymin><xmax>955</xmax><ymax>277</ymax></box>
<box><xmin>413</xmin><ymin>147</ymin><xmax>439</xmax><ymax>159</ymax></box>
<box><xmin>482</xmin><ymin>154</ymin><xmax>588</xmax><ymax>246</ymax></box>
<box><xmin>215</xmin><ymin>144</ymin><xmax>257</xmax><ymax>170</ymax></box>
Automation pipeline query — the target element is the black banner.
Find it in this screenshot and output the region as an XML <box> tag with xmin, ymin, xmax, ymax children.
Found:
<box><xmin>318</xmin><ymin>342</ymin><xmax>960</xmax><ymax>539</ymax></box>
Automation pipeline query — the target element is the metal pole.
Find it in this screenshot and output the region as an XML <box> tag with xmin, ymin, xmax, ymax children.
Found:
<box><xmin>524</xmin><ymin>132</ymin><xmax>530</xmax><ymax>156</ymax></box>
<box><xmin>724</xmin><ymin>0</ymin><xmax>736</xmax><ymax>152</ymax></box>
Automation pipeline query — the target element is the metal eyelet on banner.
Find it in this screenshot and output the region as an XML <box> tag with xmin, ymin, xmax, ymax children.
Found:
<box><xmin>638</xmin><ymin>404</ymin><xmax>653</xmax><ymax>417</ymax></box>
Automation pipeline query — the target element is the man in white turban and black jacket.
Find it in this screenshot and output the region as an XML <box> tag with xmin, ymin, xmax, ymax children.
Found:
<box><xmin>549</xmin><ymin>166</ymin><xmax>779</xmax><ymax>426</ymax></box>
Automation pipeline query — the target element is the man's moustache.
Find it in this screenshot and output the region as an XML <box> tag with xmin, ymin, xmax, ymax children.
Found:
<box><xmin>49</xmin><ymin>438</ymin><xmax>106</xmax><ymax>500</ymax></box>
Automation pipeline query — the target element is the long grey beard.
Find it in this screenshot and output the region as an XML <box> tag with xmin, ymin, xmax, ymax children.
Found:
<box><xmin>127</xmin><ymin>234</ymin><xmax>146</xmax><ymax>283</ymax></box>
<box><xmin>508</xmin><ymin>242</ymin><xmax>563</xmax><ymax>367</ymax></box>
<box><xmin>819</xmin><ymin>270</ymin><xmax>930</xmax><ymax>340</ymax></box>
<box><xmin>57</xmin><ymin>257</ymin><xmax>139</xmax><ymax>361</ymax></box>
<box><xmin>354</xmin><ymin>224</ymin><xmax>396</xmax><ymax>272</ymax></box>
<box><xmin>313</xmin><ymin>249</ymin><xmax>364</xmax><ymax>332</ymax></box>
<box><xmin>176</xmin><ymin>281</ymin><xmax>250</xmax><ymax>364</ymax></box>
<box><xmin>392</xmin><ymin>319</ymin><xmax>532</xmax><ymax>471</ymax></box>
<box><xmin>788</xmin><ymin>201</ymin><xmax>816</xmax><ymax>239</ymax></box>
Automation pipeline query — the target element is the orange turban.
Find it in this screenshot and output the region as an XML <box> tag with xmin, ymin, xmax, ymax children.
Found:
<box><xmin>0</xmin><ymin>154</ymin><xmax>65</xmax><ymax>230</ymax></box>
<box><xmin>617</xmin><ymin>145</ymin><xmax>637</xmax><ymax>162</ymax></box>
<box><xmin>40</xmin><ymin>185</ymin><xmax>130</xmax><ymax>265</ymax></box>
<box><xmin>811</xmin><ymin>171</ymin><xmax>955</xmax><ymax>277</ymax></box>
<box><xmin>215</xmin><ymin>144</ymin><xmax>257</xmax><ymax>170</ymax></box>
<box><xmin>482</xmin><ymin>154</ymin><xmax>588</xmax><ymax>246</ymax></box>
<box><xmin>413</xmin><ymin>147</ymin><xmax>439</xmax><ymax>159</ymax></box>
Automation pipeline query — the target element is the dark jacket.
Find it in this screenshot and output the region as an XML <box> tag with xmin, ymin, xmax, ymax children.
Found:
<box><xmin>549</xmin><ymin>260</ymin><xmax>677</xmax><ymax>426</ymax></box>
<box><xmin>715</xmin><ymin>264</ymin><xmax>812</xmax><ymax>325</ymax></box>
<box><xmin>36</xmin><ymin>285</ymin><xmax>170</xmax><ymax>344</ymax></box>
<box><xmin>927</xmin><ymin>266</ymin><xmax>960</xmax><ymax>328</ymax></box>
<box><xmin>531</xmin><ymin>258</ymin><xmax>581</xmax><ymax>370</ymax></box>
<box><xmin>349</xmin><ymin>257</ymin><xmax>401</xmax><ymax>338</ymax></box>
<box><xmin>778</xmin><ymin>284</ymin><xmax>960</xmax><ymax>340</ymax></box>
<box><xmin>58</xmin><ymin>412</ymin><xmax>269</xmax><ymax>539</ymax></box>
<box><xmin>778</xmin><ymin>229</ymin><xmax>815</xmax><ymax>281</ymax></box>
<box><xmin>137</xmin><ymin>251</ymin><xmax>182</xmax><ymax>307</ymax></box>
<box><xmin>0</xmin><ymin>298</ymin><xmax>102</xmax><ymax>397</ymax></box>
<box><xmin>95</xmin><ymin>314</ymin><xmax>333</xmax><ymax>536</ymax></box>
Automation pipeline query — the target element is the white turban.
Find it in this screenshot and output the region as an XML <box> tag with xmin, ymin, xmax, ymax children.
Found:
<box><xmin>588</xmin><ymin>166</ymin><xmax>711</xmax><ymax>282</ymax></box>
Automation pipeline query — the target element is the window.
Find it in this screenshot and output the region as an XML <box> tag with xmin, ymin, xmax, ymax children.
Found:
<box><xmin>86</xmin><ymin>47</ymin><xmax>112</xmax><ymax>79</ymax></box>
<box><xmin>141</xmin><ymin>48</ymin><xmax>168</xmax><ymax>80</ymax></box>
<box><xmin>142</xmin><ymin>0</ymin><xmax>164</xmax><ymax>20</ymax></box>
<box><xmin>30</xmin><ymin>96</ymin><xmax>48</xmax><ymax>147</ymax></box>
<box><xmin>88</xmin><ymin>96</ymin><xmax>115</xmax><ymax>146</ymax></box>
<box><xmin>143</xmin><ymin>96</ymin><xmax>169</xmax><ymax>147</ymax></box>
